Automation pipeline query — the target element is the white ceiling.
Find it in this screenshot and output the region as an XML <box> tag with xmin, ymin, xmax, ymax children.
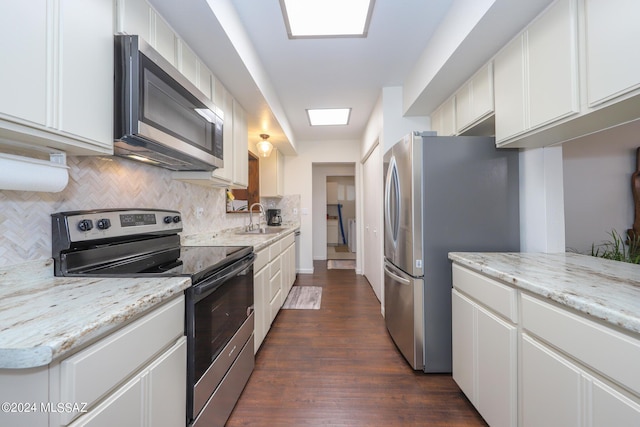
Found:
<box><xmin>148</xmin><ymin>0</ymin><xmax>453</xmax><ymax>153</ymax></box>
<box><xmin>147</xmin><ymin>0</ymin><xmax>552</xmax><ymax>154</ymax></box>
<box><xmin>230</xmin><ymin>0</ymin><xmax>454</xmax><ymax>142</ymax></box>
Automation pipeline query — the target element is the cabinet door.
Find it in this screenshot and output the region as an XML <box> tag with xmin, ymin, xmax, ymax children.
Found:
<box><xmin>232</xmin><ymin>100</ymin><xmax>249</xmax><ymax>188</ymax></box>
<box><xmin>152</xmin><ymin>13</ymin><xmax>176</xmax><ymax>67</ymax></box>
<box><xmin>584</xmin><ymin>0</ymin><xmax>640</xmax><ymax>106</ymax></box>
<box><xmin>430</xmin><ymin>106</ymin><xmax>442</xmax><ymax>135</ymax></box>
<box><xmin>455</xmin><ymin>85</ymin><xmax>473</xmax><ymax>133</ymax></box>
<box><xmin>440</xmin><ymin>96</ymin><xmax>456</xmax><ymax>136</ymax></box>
<box><xmin>494</xmin><ymin>35</ymin><xmax>527</xmax><ymax>141</ymax></box>
<box><xmin>178</xmin><ymin>40</ymin><xmax>198</xmax><ymax>88</ymax></box>
<box><xmin>471</xmin><ymin>62</ymin><xmax>494</xmax><ymax>123</ymax></box>
<box><xmin>451</xmin><ymin>290</ymin><xmax>475</xmax><ymax>404</ymax></box>
<box><xmin>476</xmin><ymin>305</ymin><xmax>517</xmax><ymax>427</ymax></box>
<box><xmin>116</xmin><ymin>0</ymin><xmax>151</xmax><ymax>40</ymax></box>
<box><xmin>59</xmin><ymin>0</ymin><xmax>113</xmax><ymax>146</ymax></box>
<box><xmin>212</xmin><ymin>86</ymin><xmax>234</xmax><ymax>183</ymax></box>
<box><xmin>260</xmin><ymin>149</ymin><xmax>284</xmax><ymax>197</ymax></box>
<box><xmin>253</xmin><ymin>267</ymin><xmax>268</xmax><ymax>352</ymax></box>
<box><xmin>198</xmin><ymin>62</ymin><xmax>213</xmax><ymax>101</ymax></box>
<box><xmin>68</xmin><ymin>376</ymin><xmax>144</xmax><ymax>427</ymax></box>
<box><xmin>527</xmin><ymin>0</ymin><xmax>578</xmax><ymax>129</ymax></box>
<box><xmin>591</xmin><ymin>378</ymin><xmax>640</xmax><ymax>426</ymax></box>
<box><xmin>456</xmin><ymin>63</ymin><xmax>494</xmax><ymax>133</ymax></box>
<box><xmin>146</xmin><ymin>337</ymin><xmax>186</xmax><ymax>427</ymax></box>
<box><xmin>521</xmin><ymin>335</ymin><xmax>581</xmax><ymax>427</ymax></box>
<box><xmin>0</xmin><ymin>1</ymin><xmax>47</xmax><ymax>126</ymax></box>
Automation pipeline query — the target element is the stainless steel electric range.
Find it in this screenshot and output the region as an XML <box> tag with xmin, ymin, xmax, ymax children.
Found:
<box><xmin>52</xmin><ymin>208</ymin><xmax>255</xmax><ymax>427</ymax></box>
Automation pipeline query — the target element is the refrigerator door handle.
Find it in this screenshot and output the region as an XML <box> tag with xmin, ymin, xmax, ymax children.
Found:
<box><xmin>384</xmin><ymin>156</ymin><xmax>400</xmax><ymax>246</ymax></box>
<box><xmin>384</xmin><ymin>263</ymin><xmax>411</xmax><ymax>285</ymax></box>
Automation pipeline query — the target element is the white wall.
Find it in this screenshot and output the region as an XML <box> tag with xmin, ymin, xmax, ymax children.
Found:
<box><xmin>284</xmin><ymin>139</ymin><xmax>361</xmax><ymax>274</ymax></box>
<box><xmin>519</xmin><ymin>146</ymin><xmax>566</xmax><ymax>253</ymax></box>
<box><xmin>382</xmin><ymin>87</ymin><xmax>430</xmax><ymax>154</ymax></box>
<box><xmin>563</xmin><ymin>120</ymin><xmax>640</xmax><ymax>253</ymax></box>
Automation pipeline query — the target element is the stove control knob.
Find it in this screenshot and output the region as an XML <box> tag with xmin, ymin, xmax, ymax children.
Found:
<box><xmin>172</xmin><ymin>215</ymin><xmax>181</xmax><ymax>224</ymax></box>
<box><xmin>163</xmin><ymin>216</ymin><xmax>173</xmax><ymax>224</ymax></box>
<box><xmin>96</xmin><ymin>218</ymin><xmax>111</xmax><ymax>230</ymax></box>
<box><xmin>78</xmin><ymin>219</ymin><xmax>93</xmax><ymax>232</ymax></box>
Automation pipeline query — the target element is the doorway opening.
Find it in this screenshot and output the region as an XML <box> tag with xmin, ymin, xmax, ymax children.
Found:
<box><xmin>326</xmin><ymin>176</ymin><xmax>356</xmax><ymax>261</ymax></box>
<box><xmin>311</xmin><ymin>163</ymin><xmax>357</xmax><ymax>269</ymax></box>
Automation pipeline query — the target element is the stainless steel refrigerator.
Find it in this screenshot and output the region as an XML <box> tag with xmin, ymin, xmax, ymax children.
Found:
<box><xmin>383</xmin><ymin>131</ymin><xmax>520</xmax><ymax>372</ymax></box>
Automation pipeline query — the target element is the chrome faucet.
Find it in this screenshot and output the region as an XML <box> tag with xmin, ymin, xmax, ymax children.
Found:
<box><xmin>248</xmin><ymin>203</ymin><xmax>266</xmax><ymax>232</ymax></box>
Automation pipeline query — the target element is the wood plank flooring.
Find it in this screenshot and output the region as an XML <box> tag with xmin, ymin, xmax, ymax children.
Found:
<box><xmin>226</xmin><ymin>261</ymin><xmax>487</xmax><ymax>426</ymax></box>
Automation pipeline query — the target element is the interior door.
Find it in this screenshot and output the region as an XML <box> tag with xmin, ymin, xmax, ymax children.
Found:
<box><xmin>363</xmin><ymin>144</ymin><xmax>382</xmax><ymax>302</ymax></box>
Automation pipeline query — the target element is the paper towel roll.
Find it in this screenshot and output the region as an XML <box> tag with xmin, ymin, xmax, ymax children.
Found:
<box><xmin>0</xmin><ymin>153</ymin><xmax>69</xmax><ymax>192</ymax></box>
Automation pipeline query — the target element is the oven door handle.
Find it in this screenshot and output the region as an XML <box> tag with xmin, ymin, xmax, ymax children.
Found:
<box><xmin>192</xmin><ymin>253</ymin><xmax>256</xmax><ymax>297</ymax></box>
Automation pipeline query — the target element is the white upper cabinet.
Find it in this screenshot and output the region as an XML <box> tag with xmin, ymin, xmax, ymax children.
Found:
<box><xmin>232</xmin><ymin>100</ymin><xmax>249</xmax><ymax>188</ymax></box>
<box><xmin>116</xmin><ymin>0</ymin><xmax>175</xmax><ymax>66</ymax></box>
<box><xmin>0</xmin><ymin>2</ymin><xmax>47</xmax><ymax>128</ymax></box>
<box><xmin>494</xmin><ymin>37</ymin><xmax>527</xmax><ymax>141</ymax></box>
<box><xmin>178</xmin><ymin>40</ymin><xmax>199</xmax><ymax>89</ymax></box>
<box><xmin>59</xmin><ymin>0</ymin><xmax>114</xmax><ymax>147</ymax></box>
<box><xmin>116</xmin><ymin>0</ymin><xmax>151</xmax><ymax>40</ymax></box>
<box><xmin>0</xmin><ymin>0</ymin><xmax>113</xmax><ymax>155</ymax></box>
<box><xmin>211</xmin><ymin>86</ymin><xmax>234</xmax><ymax>184</ymax></box>
<box><xmin>260</xmin><ymin>148</ymin><xmax>285</xmax><ymax>198</ymax></box>
<box><xmin>527</xmin><ymin>0</ymin><xmax>579</xmax><ymax>129</ymax></box>
<box><xmin>493</xmin><ymin>0</ymin><xmax>640</xmax><ymax>148</ymax></box>
<box><xmin>455</xmin><ymin>62</ymin><xmax>494</xmax><ymax>134</ymax></box>
<box><xmin>495</xmin><ymin>0</ymin><xmax>579</xmax><ymax>143</ymax></box>
<box><xmin>584</xmin><ymin>0</ymin><xmax>640</xmax><ymax>107</ymax></box>
<box><xmin>430</xmin><ymin>96</ymin><xmax>456</xmax><ymax>136</ymax></box>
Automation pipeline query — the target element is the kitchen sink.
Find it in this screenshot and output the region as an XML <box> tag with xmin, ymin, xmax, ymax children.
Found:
<box><xmin>236</xmin><ymin>227</ymin><xmax>282</xmax><ymax>235</ymax></box>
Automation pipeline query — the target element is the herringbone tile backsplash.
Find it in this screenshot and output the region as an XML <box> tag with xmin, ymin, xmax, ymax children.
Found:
<box><xmin>0</xmin><ymin>156</ymin><xmax>297</xmax><ymax>267</ymax></box>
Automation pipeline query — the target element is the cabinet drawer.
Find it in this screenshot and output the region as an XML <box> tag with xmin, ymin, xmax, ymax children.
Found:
<box><xmin>59</xmin><ymin>297</ymin><xmax>184</xmax><ymax>416</ymax></box>
<box><xmin>269</xmin><ymin>270</ymin><xmax>281</xmax><ymax>301</ymax></box>
<box><xmin>522</xmin><ymin>294</ymin><xmax>640</xmax><ymax>395</ymax></box>
<box><xmin>269</xmin><ymin>256</ymin><xmax>281</xmax><ymax>280</ymax></box>
<box><xmin>269</xmin><ymin>288</ymin><xmax>282</xmax><ymax>324</ymax></box>
<box><xmin>281</xmin><ymin>233</ymin><xmax>295</xmax><ymax>248</ymax></box>
<box><xmin>452</xmin><ymin>264</ymin><xmax>517</xmax><ymax>322</ymax></box>
<box><xmin>269</xmin><ymin>241</ymin><xmax>281</xmax><ymax>261</ymax></box>
<box><xmin>254</xmin><ymin>247</ymin><xmax>269</xmax><ymax>272</ymax></box>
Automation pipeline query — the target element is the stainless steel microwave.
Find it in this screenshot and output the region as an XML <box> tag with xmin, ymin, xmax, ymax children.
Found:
<box><xmin>114</xmin><ymin>35</ymin><xmax>223</xmax><ymax>171</ymax></box>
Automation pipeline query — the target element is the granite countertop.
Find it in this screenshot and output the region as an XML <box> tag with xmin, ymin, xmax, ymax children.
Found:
<box><xmin>181</xmin><ymin>223</ymin><xmax>300</xmax><ymax>250</ymax></box>
<box><xmin>449</xmin><ymin>252</ymin><xmax>640</xmax><ymax>334</ymax></box>
<box><xmin>0</xmin><ymin>259</ymin><xmax>190</xmax><ymax>369</ymax></box>
<box><xmin>0</xmin><ymin>225</ymin><xmax>300</xmax><ymax>369</ymax></box>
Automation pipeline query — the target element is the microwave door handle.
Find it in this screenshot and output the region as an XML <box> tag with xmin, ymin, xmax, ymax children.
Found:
<box><xmin>193</xmin><ymin>253</ymin><xmax>256</xmax><ymax>297</ymax></box>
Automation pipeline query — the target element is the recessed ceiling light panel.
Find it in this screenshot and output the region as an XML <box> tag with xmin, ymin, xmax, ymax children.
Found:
<box><xmin>280</xmin><ymin>0</ymin><xmax>375</xmax><ymax>39</ymax></box>
<box><xmin>307</xmin><ymin>108</ymin><xmax>351</xmax><ymax>126</ymax></box>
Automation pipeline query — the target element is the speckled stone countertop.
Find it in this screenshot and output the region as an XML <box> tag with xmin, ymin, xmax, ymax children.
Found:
<box><xmin>181</xmin><ymin>223</ymin><xmax>300</xmax><ymax>250</ymax></box>
<box><xmin>449</xmin><ymin>252</ymin><xmax>640</xmax><ymax>334</ymax></box>
<box><xmin>0</xmin><ymin>259</ymin><xmax>190</xmax><ymax>369</ymax></box>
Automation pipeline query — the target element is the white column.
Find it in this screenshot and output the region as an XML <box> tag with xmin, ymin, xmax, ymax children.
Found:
<box><xmin>519</xmin><ymin>146</ymin><xmax>566</xmax><ymax>252</ymax></box>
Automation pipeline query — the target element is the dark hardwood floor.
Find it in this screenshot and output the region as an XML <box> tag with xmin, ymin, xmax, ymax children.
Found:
<box><xmin>226</xmin><ymin>261</ymin><xmax>487</xmax><ymax>426</ymax></box>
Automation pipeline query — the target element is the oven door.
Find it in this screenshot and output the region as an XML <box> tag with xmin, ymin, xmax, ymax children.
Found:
<box><xmin>185</xmin><ymin>252</ymin><xmax>255</xmax><ymax>424</ymax></box>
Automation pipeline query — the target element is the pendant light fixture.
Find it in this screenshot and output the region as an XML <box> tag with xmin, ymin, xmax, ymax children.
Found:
<box><xmin>256</xmin><ymin>134</ymin><xmax>273</xmax><ymax>157</ymax></box>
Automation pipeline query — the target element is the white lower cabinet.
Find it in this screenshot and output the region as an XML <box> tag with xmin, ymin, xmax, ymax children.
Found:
<box><xmin>521</xmin><ymin>335</ymin><xmax>581</xmax><ymax>427</ymax></box>
<box><xmin>51</xmin><ymin>296</ymin><xmax>186</xmax><ymax>427</ymax></box>
<box><xmin>452</xmin><ymin>289</ymin><xmax>517</xmax><ymax>427</ymax></box>
<box><xmin>452</xmin><ymin>262</ymin><xmax>640</xmax><ymax>427</ymax></box>
<box><xmin>253</xmin><ymin>232</ymin><xmax>296</xmax><ymax>353</ymax></box>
